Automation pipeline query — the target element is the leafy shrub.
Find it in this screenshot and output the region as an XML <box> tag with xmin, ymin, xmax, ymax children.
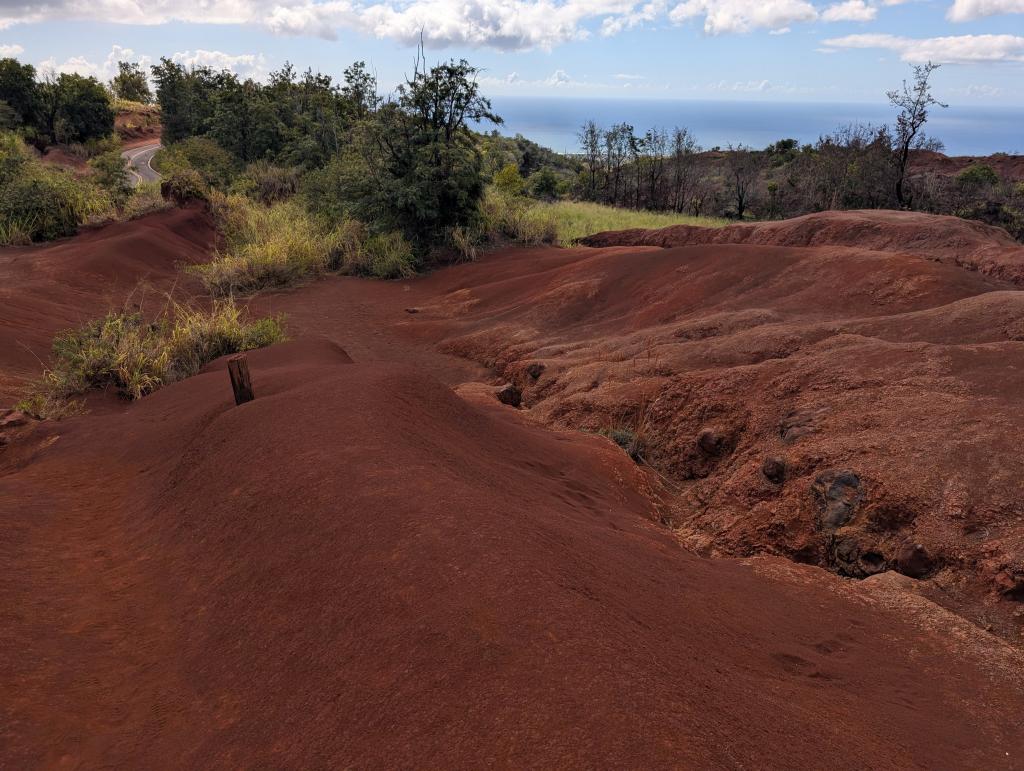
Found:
<box><xmin>153</xmin><ymin>137</ymin><xmax>237</xmax><ymax>189</ymax></box>
<box><xmin>527</xmin><ymin>167</ymin><xmax>561</xmax><ymax>200</ymax></box>
<box><xmin>0</xmin><ymin>166</ymin><xmax>111</xmax><ymax>242</ymax></box>
<box><xmin>160</xmin><ymin>167</ymin><xmax>208</xmax><ymax>203</ymax></box>
<box><xmin>89</xmin><ymin>149</ymin><xmax>132</xmax><ymax>204</ymax></box>
<box><xmin>18</xmin><ymin>300</ymin><xmax>284</xmax><ymax>418</ymax></box>
<box><xmin>235</xmin><ymin>161</ymin><xmax>300</xmax><ymax>204</ymax></box>
<box><xmin>956</xmin><ymin>164</ymin><xmax>999</xmax><ymax>192</ymax></box>
<box><xmin>492</xmin><ymin>163</ymin><xmax>526</xmax><ymax>196</ymax></box>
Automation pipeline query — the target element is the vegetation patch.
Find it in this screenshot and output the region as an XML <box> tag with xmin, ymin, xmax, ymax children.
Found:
<box><xmin>193</xmin><ymin>194</ymin><xmax>417</xmax><ymax>296</ymax></box>
<box><xmin>18</xmin><ymin>300</ymin><xmax>284</xmax><ymax>418</ymax></box>
<box><xmin>0</xmin><ymin>131</ymin><xmax>114</xmax><ymax>244</ymax></box>
<box><xmin>479</xmin><ymin>190</ymin><xmax>726</xmax><ymax>249</ymax></box>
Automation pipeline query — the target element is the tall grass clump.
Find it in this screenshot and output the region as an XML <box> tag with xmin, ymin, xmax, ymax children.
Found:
<box><xmin>18</xmin><ymin>299</ymin><xmax>284</xmax><ymax>418</ymax></box>
<box><xmin>540</xmin><ymin>201</ymin><xmax>729</xmax><ymax>245</ymax></box>
<box><xmin>196</xmin><ymin>194</ymin><xmax>342</xmax><ymax>295</ymax></box>
<box><xmin>121</xmin><ymin>181</ymin><xmax>172</xmax><ymax>220</ymax></box>
<box><xmin>195</xmin><ymin>194</ymin><xmax>417</xmax><ymax>295</ymax></box>
<box><xmin>477</xmin><ymin>188</ymin><xmax>727</xmax><ymax>249</ymax></box>
<box><xmin>479</xmin><ymin>190</ymin><xmax>559</xmax><ymax>246</ymax></box>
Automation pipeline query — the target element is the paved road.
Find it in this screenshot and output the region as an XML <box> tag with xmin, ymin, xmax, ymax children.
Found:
<box><xmin>122</xmin><ymin>142</ymin><xmax>162</xmax><ymax>187</ymax></box>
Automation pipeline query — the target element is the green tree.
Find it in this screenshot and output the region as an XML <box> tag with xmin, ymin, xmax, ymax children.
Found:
<box><xmin>493</xmin><ymin>163</ymin><xmax>525</xmax><ymax>196</ymax></box>
<box><xmin>342</xmin><ymin>61</ymin><xmax>379</xmax><ymax>120</ymax></box>
<box><xmin>353</xmin><ymin>52</ymin><xmax>501</xmax><ymax>246</ymax></box>
<box><xmin>37</xmin><ymin>73</ymin><xmax>115</xmax><ymax>144</ymax></box>
<box><xmin>110</xmin><ymin>61</ymin><xmax>152</xmax><ymax>103</ymax></box>
<box><xmin>528</xmin><ymin>167</ymin><xmax>560</xmax><ymax>200</ymax></box>
<box><xmin>151</xmin><ymin>59</ymin><xmax>222</xmax><ymax>143</ymax></box>
<box><xmin>89</xmin><ymin>149</ymin><xmax>132</xmax><ymax>203</ymax></box>
<box><xmin>0</xmin><ymin>58</ymin><xmax>39</xmax><ymax>128</ymax></box>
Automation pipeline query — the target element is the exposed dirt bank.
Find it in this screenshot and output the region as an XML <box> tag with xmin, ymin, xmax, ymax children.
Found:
<box><xmin>3</xmin><ymin>208</ymin><xmax>1024</xmax><ymax>766</ymax></box>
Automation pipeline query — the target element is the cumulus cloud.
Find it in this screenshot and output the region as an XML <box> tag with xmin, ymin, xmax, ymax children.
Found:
<box><xmin>37</xmin><ymin>44</ymin><xmax>149</xmax><ymax>81</ymax></box>
<box><xmin>0</xmin><ymin>43</ymin><xmax>23</xmax><ymax>56</ymax></box>
<box><xmin>822</xmin><ymin>33</ymin><xmax>1024</xmax><ymax>62</ymax></box>
<box><xmin>947</xmin><ymin>0</ymin><xmax>1024</xmax><ymax>21</ymax></box>
<box><xmin>668</xmin><ymin>0</ymin><xmax>816</xmax><ymax>34</ymax></box>
<box><xmin>0</xmin><ymin>0</ymin><xmax>642</xmax><ymax>51</ymax></box>
<box><xmin>545</xmin><ymin>69</ymin><xmax>574</xmax><ymax>85</ymax></box>
<box><xmin>0</xmin><ymin>0</ymin><xmax>901</xmax><ymax>50</ymax></box>
<box><xmin>821</xmin><ymin>0</ymin><xmax>876</xmax><ymax>21</ymax></box>
<box><xmin>171</xmin><ymin>49</ymin><xmax>267</xmax><ymax>78</ymax></box>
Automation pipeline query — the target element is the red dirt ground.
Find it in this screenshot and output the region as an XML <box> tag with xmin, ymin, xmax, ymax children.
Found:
<box><xmin>0</xmin><ymin>204</ymin><xmax>212</xmax><ymax>403</ymax></box>
<box><xmin>3</xmin><ymin>208</ymin><xmax>1024</xmax><ymax>766</ymax></box>
<box><xmin>411</xmin><ymin>211</ymin><xmax>1024</xmax><ymax>637</ymax></box>
<box><xmin>911</xmin><ymin>149</ymin><xmax>1024</xmax><ymax>181</ymax></box>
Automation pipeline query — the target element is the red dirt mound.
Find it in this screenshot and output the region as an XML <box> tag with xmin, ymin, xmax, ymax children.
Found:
<box><xmin>580</xmin><ymin>209</ymin><xmax>1024</xmax><ymax>285</ymax></box>
<box><xmin>911</xmin><ymin>149</ymin><xmax>1024</xmax><ymax>181</ymax></box>
<box><xmin>0</xmin><ymin>205</ymin><xmax>213</xmax><ymax>403</ymax></box>
<box><xmin>398</xmin><ymin>221</ymin><xmax>1024</xmax><ymax>638</ymax></box>
<box><xmin>3</xmin><ymin>338</ymin><xmax>1023</xmax><ymax>767</ymax></box>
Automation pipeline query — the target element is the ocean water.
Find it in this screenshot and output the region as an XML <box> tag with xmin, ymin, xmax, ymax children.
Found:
<box><xmin>480</xmin><ymin>96</ymin><xmax>1024</xmax><ymax>157</ymax></box>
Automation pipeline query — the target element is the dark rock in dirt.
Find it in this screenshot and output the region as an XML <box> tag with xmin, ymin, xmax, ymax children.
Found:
<box><xmin>404</xmin><ymin>307</ymin><xmax>420</xmax><ymax>314</ymax></box>
<box><xmin>696</xmin><ymin>428</ymin><xmax>726</xmax><ymax>456</ymax></box>
<box><xmin>831</xmin><ymin>534</ymin><xmax>888</xmax><ymax>578</ymax></box>
<box><xmin>496</xmin><ymin>383</ymin><xmax>522</xmax><ymax>408</ymax></box>
<box><xmin>762</xmin><ymin>456</ymin><xmax>786</xmax><ymax>484</ymax></box>
<box><xmin>812</xmin><ymin>470</ymin><xmax>864</xmax><ymax>530</ymax></box>
<box><xmin>995</xmin><ymin>569</ymin><xmax>1024</xmax><ymax>601</ymax></box>
<box><xmin>895</xmin><ymin>542</ymin><xmax>935</xmax><ymax>579</ymax></box>
<box><xmin>525</xmin><ymin>363</ymin><xmax>545</xmax><ymax>380</ymax></box>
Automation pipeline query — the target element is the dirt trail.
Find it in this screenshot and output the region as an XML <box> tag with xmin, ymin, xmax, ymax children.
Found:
<box><xmin>3</xmin><ymin>209</ymin><xmax>1024</xmax><ymax>767</ymax></box>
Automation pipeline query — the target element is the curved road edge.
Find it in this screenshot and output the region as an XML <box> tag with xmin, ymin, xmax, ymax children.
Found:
<box><xmin>122</xmin><ymin>142</ymin><xmax>162</xmax><ymax>187</ymax></box>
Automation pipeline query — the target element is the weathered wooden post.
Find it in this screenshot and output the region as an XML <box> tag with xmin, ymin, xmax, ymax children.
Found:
<box><xmin>227</xmin><ymin>354</ymin><xmax>255</xmax><ymax>405</ymax></box>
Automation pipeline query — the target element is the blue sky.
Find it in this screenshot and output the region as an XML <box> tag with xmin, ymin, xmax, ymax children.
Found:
<box><xmin>0</xmin><ymin>0</ymin><xmax>1021</xmax><ymax>106</ymax></box>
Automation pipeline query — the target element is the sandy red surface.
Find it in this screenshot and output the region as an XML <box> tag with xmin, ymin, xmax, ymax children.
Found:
<box><xmin>2</xmin><ymin>207</ymin><xmax>1024</xmax><ymax>767</ymax></box>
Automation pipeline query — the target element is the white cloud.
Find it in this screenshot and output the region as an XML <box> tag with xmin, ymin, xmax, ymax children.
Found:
<box><xmin>708</xmin><ymin>77</ymin><xmax>772</xmax><ymax>90</ymax></box>
<box><xmin>822</xmin><ymin>32</ymin><xmax>1024</xmax><ymax>63</ymax></box>
<box><xmin>545</xmin><ymin>68</ymin><xmax>574</xmax><ymax>85</ymax></box>
<box><xmin>600</xmin><ymin>0</ymin><xmax>666</xmax><ymax>35</ymax></box>
<box><xmin>0</xmin><ymin>0</ymin><xmax>876</xmax><ymax>50</ymax></box>
<box><xmin>171</xmin><ymin>49</ymin><xmax>267</xmax><ymax>78</ymax></box>
<box><xmin>37</xmin><ymin>44</ymin><xmax>149</xmax><ymax>81</ymax></box>
<box><xmin>821</xmin><ymin>0</ymin><xmax>877</xmax><ymax>21</ymax></box>
<box><xmin>947</xmin><ymin>0</ymin><xmax>1024</xmax><ymax>21</ymax></box>
<box><xmin>768</xmin><ymin>26</ymin><xmax>791</xmax><ymax>33</ymax></box>
<box><xmin>614</xmin><ymin>72</ymin><xmax>646</xmax><ymax>79</ymax></box>
<box><xmin>0</xmin><ymin>43</ymin><xmax>23</xmax><ymax>56</ymax></box>
<box><xmin>668</xmin><ymin>0</ymin><xmax>816</xmax><ymax>34</ymax></box>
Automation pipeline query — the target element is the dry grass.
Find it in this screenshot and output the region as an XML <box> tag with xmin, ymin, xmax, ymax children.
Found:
<box><xmin>18</xmin><ymin>298</ymin><xmax>284</xmax><ymax>418</ymax></box>
<box><xmin>194</xmin><ymin>194</ymin><xmax>417</xmax><ymax>296</ymax></box>
<box><xmin>479</xmin><ymin>190</ymin><xmax>727</xmax><ymax>249</ymax></box>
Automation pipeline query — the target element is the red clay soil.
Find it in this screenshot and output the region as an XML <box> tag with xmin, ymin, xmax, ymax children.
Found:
<box><xmin>0</xmin><ymin>204</ymin><xmax>213</xmax><ymax>403</ymax></box>
<box><xmin>911</xmin><ymin>149</ymin><xmax>1024</xmax><ymax>181</ymax></box>
<box><xmin>3</xmin><ymin>209</ymin><xmax>1024</xmax><ymax>766</ymax></box>
<box><xmin>405</xmin><ymin>211</ymin><xmax>1024</xmax><ymax>639</ymax></box>
<box><xmin>580</xmin><ymin>208</ymin><xmax>1024</xmax><ymax>283</ymax></box>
